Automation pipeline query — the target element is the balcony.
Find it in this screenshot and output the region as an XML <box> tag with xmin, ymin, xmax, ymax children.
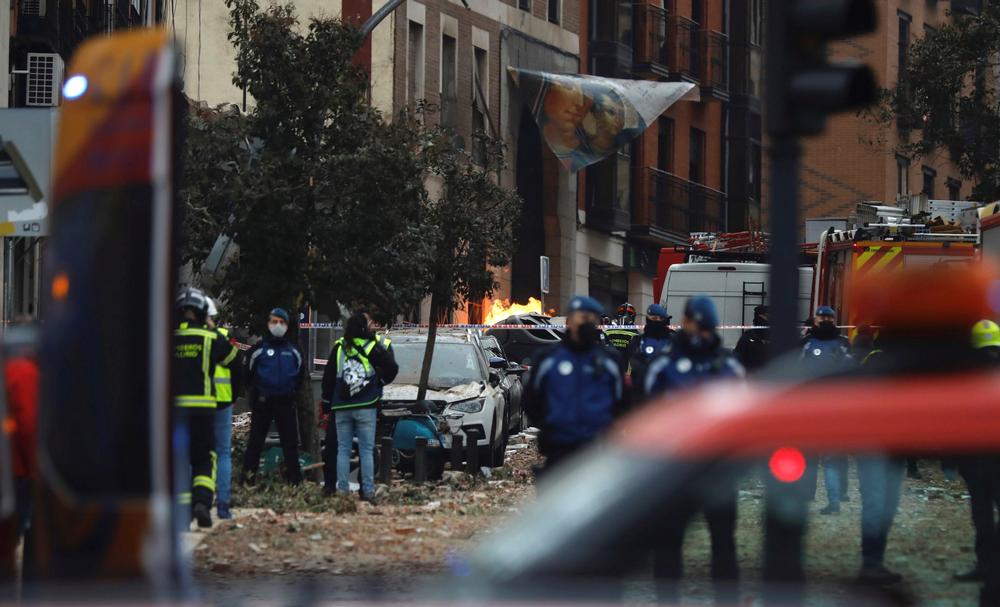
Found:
<box><xmin>700</xmin><ymin>30</ymin><xmax>729</xmax><ymax>101</ymax></box>
<box><xmin>630</xmin><ymin>168</ymin><xmax>724</xmax><ymax>242</ymax></box>
<box><xmin>632</xmin><ymin>4</ymin><xmax>670</xmax><ymax>78</ymax></box>
<box><xmin>589</xmin><ymin>1</ymin><xmax>634</xmax><ymax>78</ymax></box>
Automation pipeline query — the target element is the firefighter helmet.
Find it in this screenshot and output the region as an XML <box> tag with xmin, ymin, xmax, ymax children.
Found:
<box><xmin>972</xmin><ymin>320</ymin><xmax>1000</xmax><ymax>350</ymax></box>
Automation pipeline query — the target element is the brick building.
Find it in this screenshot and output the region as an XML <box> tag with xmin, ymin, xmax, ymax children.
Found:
<box><xmin>785</xmin><ymin>0</ymin><xmax>979</xmax><ymax>227</ymax></box>
<box><xmin>578</xmin><ymin>0</ymin><xmax>761</xmax><ymax>315</ymax></box>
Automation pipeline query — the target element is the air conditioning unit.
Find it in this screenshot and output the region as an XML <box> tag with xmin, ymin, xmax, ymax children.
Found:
<box><xmin>26</xmin><ymin>53</ymin><xmax>64</xmax><ymax>107</ymax></box>
<box><xmin>21</xmin><ymin>0</ymin><xmax>45</xmax><ymax>17</ymax></box>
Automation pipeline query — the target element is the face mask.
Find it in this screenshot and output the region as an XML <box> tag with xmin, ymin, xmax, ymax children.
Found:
<box><xmin>576</xmin><ymin>323</ymin><xmax>601</xmax><ymax>347</ymax></box>
<box><xmin>815</xmin><ymin>320</ymin><xmax>838</xmax><ymax>338</ymax></box>
<box><xmin>646</xmin><ymin>320</ymin><xmax>669</xmax><ymax>336</ymax></box>
<box><xmin>682</xmin><ymin>330</ymin><xmax>718</xmax><ymax>354</ymax></box>
<box><xmin>269</xmin><ymin>322</ymin><xmax>287</xmax><ymax>338</ymax></box>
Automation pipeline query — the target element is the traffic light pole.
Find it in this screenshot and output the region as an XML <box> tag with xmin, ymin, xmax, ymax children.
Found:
<box><xmin>767</xmin><ymin>137</ymin><xmax>802</xmax><ymax>356</ymax></box>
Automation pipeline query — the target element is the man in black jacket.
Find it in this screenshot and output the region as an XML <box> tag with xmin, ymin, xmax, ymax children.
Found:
<box><xmin>734</xmin><ymin>305</ymin><xmax>770</xmax><ymax>373</ymax></box>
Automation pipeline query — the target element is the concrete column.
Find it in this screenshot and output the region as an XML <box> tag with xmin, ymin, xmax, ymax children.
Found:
<box><xmin>627</xmin><ymin>270</ymin><xmax>653</xmax><ymax>322</ymax></box>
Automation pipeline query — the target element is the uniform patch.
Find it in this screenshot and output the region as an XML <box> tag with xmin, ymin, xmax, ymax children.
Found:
<box><xmin>645</xmin><ymin>346</ymin><xmax>655</xmax><ymax>355</ymax></box>
<box><xmin>812</xmin><ymin>348</ymin><xmax>821</xmax><ymax>356</ymax></box>
<box><xmin>267</xmin><ymin>349</ymin><xmax>275</xmax><ymax>356</ymax></box>
<box><xmin>558</xmin><ymin>360</ymin><xmax>574</xmax><ymax>376</ymax></box>
<box><xmin>677</xmin><ymin>358</ymin><xmax>692</xmax><ymax>373</ymax></box>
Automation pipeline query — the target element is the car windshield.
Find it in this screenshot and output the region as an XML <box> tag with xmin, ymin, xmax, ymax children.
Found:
<box><xmin>391</xmin><ymin>341</ymin><xmax>485</xmax><ymax>388</ymax></box>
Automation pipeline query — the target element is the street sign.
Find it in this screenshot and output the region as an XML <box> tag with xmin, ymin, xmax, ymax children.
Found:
<box><xmin>540</xmin><ymin>255</ymin><xmax>550</xmax><ymax>295</ymax></box>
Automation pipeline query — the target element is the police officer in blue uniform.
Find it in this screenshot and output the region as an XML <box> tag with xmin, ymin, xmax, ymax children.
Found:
<box><xmin>241</xmin><ymin>307</ymin><xmax>305</xmax><ymax>485</ymax></box>
<box><xmin>523</xmin><ymin>295</ymin><xmax>628</xmax><ymax>477</ymax></box>
<box><xmin>643</xmin><ymin>295</ymin><xmax>744</xmax><ymax>604</ymax></box>
<box><xmin>624</xmin><ymin>303</ymin><xmax>674</xmax><ymax>392</ymax></box>
<box><xmin>801</xmin><ymin>306</ymin><xmax>853</xmax><ymax>515</ymax></box>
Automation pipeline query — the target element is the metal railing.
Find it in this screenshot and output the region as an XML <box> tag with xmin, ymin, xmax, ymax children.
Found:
<box><xmin>702</xmin><ymin>30</ymin><xmax>729</xmax><ymax>93</ymax></box>
<box><xmin>646</xmin><ymin>168</ymin><xmax>724</xmax><ymax>235</ymax></box>
<box><xmin>633</xmin><ymin>3</ymin><xmax>669</xmax><ymax>69</ymax></box>
<box><xmin>674</xmin><ymin>16</ymin><xmax>699</xmax><ymax>79</ymax></box>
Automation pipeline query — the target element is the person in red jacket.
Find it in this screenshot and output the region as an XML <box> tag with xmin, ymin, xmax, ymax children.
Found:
<box><xmin>0</xmin><ymin>329</ymin><xmax>39</xmax><ymax>581</ymax></box>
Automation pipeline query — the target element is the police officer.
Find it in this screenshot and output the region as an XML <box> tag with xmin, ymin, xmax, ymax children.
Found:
<box><xmin>734</xmin><ymin>305</ymin><xmax>770</xmax><ymax>373</ymax></box>
<box><xmin>320</xmin><ymin>310</ymin><xmax>398</xmax><ymax>502</ymax></box>
<box><xmin>954</xmin><ymin>321</ymin><xmax>1000</xmax><ymax>583</ymax></box>
<box><xmin>801</xmin><ymin>305</ymin><xmax>852</xmax><ymax>515</ymax></box>
<box><xmin>174</xmin><ymin>287</ymin><xmax>239</xmax><ymax>528</ymax></box>
<box><xmin>242</xmin><ymin>308</ymin><xmax>305</xmax><ymax>486</ymax></box>
<box><xmin>523</xmin><ymin>296</ymin><xmax>628</xmax><ymax>477</ymax></box>
<box><xmin>625</xmin><ymin>303</ymin><xmax>674</xmax><ymax>391</ymax></box>
<box><xmin>643</xmin><ymin>295</ymin><xmax>744</xmax><ymax>604</ymax></box>
<box><xmin>206</xmin><ymin>299</ymin><xmax>243</xmax><ymax>520</ymax></box>
<box><xmin>604</xmin><ymin>302</ymin><xmax>639</xmax><ymax>358</ymax></box>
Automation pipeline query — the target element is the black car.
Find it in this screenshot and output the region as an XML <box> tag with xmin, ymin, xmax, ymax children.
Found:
<box><xmin>484</xmin><ymin>313</ymin><xmax>565</xmax><ymax>368</ymax></box>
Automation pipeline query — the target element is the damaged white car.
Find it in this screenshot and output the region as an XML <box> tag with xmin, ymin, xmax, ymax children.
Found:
<box><xmin>382</xmin><ymin>332</ymin><xmax>511</xmax><ymax>468</ymax></box>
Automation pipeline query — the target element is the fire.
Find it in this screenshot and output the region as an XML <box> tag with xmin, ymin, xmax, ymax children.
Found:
<box><xmin>483</xmin><ymin>297</ymin><xmax>544</xmax><ymax>325</ymax></box>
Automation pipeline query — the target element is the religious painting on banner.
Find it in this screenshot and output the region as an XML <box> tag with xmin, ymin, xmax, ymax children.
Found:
<box><xmin>509</xmin><ymin>69</ymin><xmax>699</xmax><ymax>173</ymax></box>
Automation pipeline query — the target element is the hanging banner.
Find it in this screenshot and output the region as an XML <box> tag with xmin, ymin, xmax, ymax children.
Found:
<box><xmin>509</xmin><ymin>68</ymin><xmax>699</xmax><ymax>173</ymax></box>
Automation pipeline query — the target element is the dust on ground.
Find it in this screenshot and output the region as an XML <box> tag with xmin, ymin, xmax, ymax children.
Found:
<box><xmin>196</xmin><ymin>433</ymin><xmax>981</xmax><ymax>605</ymax></box>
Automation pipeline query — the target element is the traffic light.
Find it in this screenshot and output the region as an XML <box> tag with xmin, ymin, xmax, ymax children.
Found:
<box><xmin>766</xmin><ymin>0</ymin><xmax>878</xmax><ymax>137</ymax></box>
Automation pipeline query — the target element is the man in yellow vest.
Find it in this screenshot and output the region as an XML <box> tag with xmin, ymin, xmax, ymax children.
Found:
<box><xmin>174</xmin><ymin>287</ymin><xmax>239</xmax><ymax>528</ymax></box>
<box><xmin>206</xmin><ymin>299</ymin><xmax>243</xmax><ymax>520</ymax></box>
<box><xmin>320</xmin><ymin>310</ymin><xmax>397</xmax><ymax>502</ymax></box>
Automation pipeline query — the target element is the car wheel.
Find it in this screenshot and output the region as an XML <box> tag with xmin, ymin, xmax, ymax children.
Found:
<box><xmin>478</xmin><ymin>409</ymin><xmax>503</xmax><ymax>468</ymax></box>
<box><xmin>492</xmin><ymin>408</ymin><xmax>509</xmax><ymax>466</ymax></box>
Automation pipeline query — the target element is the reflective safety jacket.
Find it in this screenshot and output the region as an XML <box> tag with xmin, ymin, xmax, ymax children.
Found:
<box><xmin>174</xmin><ymin>321</ymin><xmax>239</xmax><ymax>409</ymax></box>
<box><xmin>604</xmin><ymin>327</ymin><xmax>638</xmax><ymax>357</ymax></box>
<box><xmin>320</xmin><ymin>335</ymin><xmax>397</xmax><ymax>412</ymax></box>
<box><xmin>213</xmin><ymin>327</ymin><xmax>239</xmax><ymax>406</ymax></box>
<box><xmin>523</xmin><ymin>343</ymin><xmax>628</xmax><ymax>449</ymax></box>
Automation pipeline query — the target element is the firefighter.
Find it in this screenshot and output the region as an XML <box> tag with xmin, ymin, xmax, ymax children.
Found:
<box><xmin>625</xmin><ymin>303</ymin><xmax>674</xmax><ymax>391</ymax></box>
<box><xmin>954</xmin><ymin>320</ymin><xmax>1000</xmax><ymax>583</ymax></box>
<box><xmin>801</xmin><ymin>305</ymin><xmax>853</xmax><ymax>515</ymax></box>
<box><xmin>734</xmin><ymin>305</ymin><xmax>770</xmax><ymax>373</ymax></box>
<box><xmin>604</xmin><ymin>302</ymin><xmax>638</xmax><ymax>357</ymax></box>
<box><xmin>174</xmin><ymin>287</ymin><xmax>239</xmax><ymax>528</ymax></box>
<box><xmin>523</xmin><ymin>296</ymin><xmax>628</xmax><ymax>477</ymax></box>
<box><xmin>643</xmin><ymin>296</ymin><xmax>745</xmax><ymax>604</ymax></box>
<box><xmin>206</xmin><ymin>299</ymin><xmax>243</xmax><ymax>520</ymax></box>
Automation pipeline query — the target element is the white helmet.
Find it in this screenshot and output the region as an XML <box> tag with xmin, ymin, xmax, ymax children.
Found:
<box><xmin>207</xmin><ymin>297</ymin><xmax>219</xmax><ymax>318</ymax></box>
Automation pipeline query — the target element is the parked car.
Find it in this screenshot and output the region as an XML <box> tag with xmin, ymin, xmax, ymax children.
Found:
<box><xmin>383</xmin><ymin>331</ymin><xmax>512</xmax><ymax>468</ymax></box>
<box><xmin>484</xmin><ymin>313</ymin><xmax>564</xmax><ymax>367</ymax></box>
<box><xmin>479</xmin><ymin>334</ymin><xmax>526</xmax><ymax>433</ymax></box>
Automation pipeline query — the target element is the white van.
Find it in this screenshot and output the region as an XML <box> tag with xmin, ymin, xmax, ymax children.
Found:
<box><xmin>658</xmin><ymin>262</ymin><xmax>814</xmax><ymax>349</ymax></box>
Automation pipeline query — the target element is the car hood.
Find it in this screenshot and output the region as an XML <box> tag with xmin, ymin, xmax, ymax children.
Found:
<box><xmin>382</xmin><ymin>382</ymin><xmax>486</xmax><ymax>403</ymax></box>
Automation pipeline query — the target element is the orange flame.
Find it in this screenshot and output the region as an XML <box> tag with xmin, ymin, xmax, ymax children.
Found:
<box><xmin>483</xmin><ymin>297</ymin><xmax>544</xmax><ymax>325</ymax></box>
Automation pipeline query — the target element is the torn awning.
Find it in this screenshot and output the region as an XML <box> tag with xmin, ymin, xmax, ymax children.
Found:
<box><xmin>509</xmin><ymin>68</ymin><xmax>699</xmax><ymax>173</ymax></box>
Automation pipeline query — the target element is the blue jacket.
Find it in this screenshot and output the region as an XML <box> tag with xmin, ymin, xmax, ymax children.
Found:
<box><xmin>247</xmin><ymin>336</ymin><xmax>304</xmax><ymax>398</ymax></box>
<box><xmin>644</xmin><ymin>333</ymin><xmax>745</xmax><ymax>397</ymax></box>
<box><xmin>799</xmin><ymin>333</ymin><xmax>853</xmax><ymax>371</ymax></box>
<box><xmin>523</xmin><ymin>343</ymin><xmax>628</xmax><ymax>449</ymax></box>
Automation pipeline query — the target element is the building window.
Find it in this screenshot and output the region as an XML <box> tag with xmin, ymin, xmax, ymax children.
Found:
<box><xmin>548</xmin><ymin>0</ymin><xmax>560</xmax><ymax>24</ymax></box>
<box><xmin>691</xmin><ymin>0</ymin><xmax>704</xmax><ymax>25</ymax></box>
<box><xmin>896</xmin><ymin>155</ymin><xmax>910</xmax><ymax>197</ymax></box>
<box><xmin>898</xmin><ymin>10</ymin><xmax>911</xmax><ymax>77</ymax></box>
<box><xmin>922</xmin><ymin>166</ymin><xmax>937</xmax><ymax>199</ymax></box>
<box><xmin>689</xmin><ymin>127</ymin><xmax>706</xmax><ymax>184</ymax></box>
<box><xmin>441</xmin><ymin>33</ymin><xmax>458</xmax><ymax>132</ymax></box>
<box><xmin>519</xmin><ymin>0</ymin><xmax>531</xmax><ymax>11</ymax></box>
<box><xmin>658</xmin><ymin>117</ymin><xmax>674</xmax><ymax>173</ymax></box>
<box><xmin>947</xmin><ymin>178</ymin><xmax>962</xmax><ymax>201</ymax></box>
<box><xmin>472</xmin><ymin>45</ymin><xmax>489</xmax><ymax>161</ymax></box>
<box><xmin>407</xmin><ymin>21</ymin><xmax>425</xmax><ymax>104</ymax></box>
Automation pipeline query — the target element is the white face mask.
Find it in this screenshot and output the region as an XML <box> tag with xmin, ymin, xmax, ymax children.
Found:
<box><xmin>269</xmin><ymin>322</ymin><xmax>287</xmax><ymax>338</ymax></box>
